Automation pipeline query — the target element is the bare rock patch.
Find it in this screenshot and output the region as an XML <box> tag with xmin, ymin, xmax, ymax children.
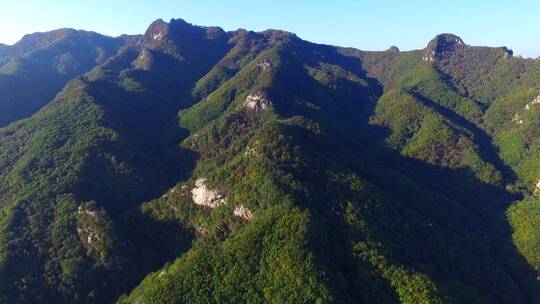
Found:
<box><xmin>191</xmin><ymin>178</ymin><xmax>225</xmax><ymax>208</ymax></box>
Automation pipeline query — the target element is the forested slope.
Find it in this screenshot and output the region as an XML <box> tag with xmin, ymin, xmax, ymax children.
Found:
<box><xmin>0</xmin><ymin>28</ymin><xmax>134</xmax><ymax>127</ymax></box>
<box><xmin>0</xmin><ymin>20</ymin><xmax>539</xmax><ymax>304</ymax></box>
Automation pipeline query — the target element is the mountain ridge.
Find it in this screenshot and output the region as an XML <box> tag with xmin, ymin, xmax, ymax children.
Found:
<box><xmin>0</xmin><ymin>28</ymin><xmax>134</xmax><ymax>127</ymax></box>
<box><xmin>0</xmin><ymin>18</ymin><xmax>539</xmax><ymax>304</ymax></box>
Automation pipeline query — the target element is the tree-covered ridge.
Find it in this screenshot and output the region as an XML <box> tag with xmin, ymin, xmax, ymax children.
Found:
<box><xmin>0</xmin><ymin>20</ymin><xmax>322</xmax><ymax>303</ymax></box>
<box><xmin>357</xmin><ymin>34</ymin><xmax>540</xmax><ymax>290</ymax></box>
<box><xmin>0</xmin><ymin>29</ymin><xmax>133</xmax><ymax>127</ymax></box>
<box><xmin>120</xmin><ymin>30</ymin><xmax>540</xmax><ymax>303</ymax></box>
<box><xmin>0</xmin><ymin>18</ymin><xmax>539</xmax><ymax>303</ymax></box>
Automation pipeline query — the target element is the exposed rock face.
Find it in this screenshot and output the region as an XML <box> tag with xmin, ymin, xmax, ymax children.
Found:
<box><xmin>195</xmin><ymin>225</ymin><xmax>209</xmax><ymax>236</ymax></box>
<box><xmin>152</xmin><ymin>32</ymin><xmax>164</xmax><ymax>41</ymax></box>
<box><xmin>75</xmin><ymin>203</ymin><xmax>115</xmax><ymax>266</ymax></box>
<box><xmin>512</xmin><ymin>113</ymin><xmax>524</xmax><ymax>125</ymax></box>
<box><xmin>244</xmin><ymin>145</ymin><xmax>257</xmax><ymax>156</ymax></box>
<box><xmin>233</xmin><ymin>205</ymin><xmax>253</xmax><ymax>221</ymax></box>
<box><xmin>257</xmin><ymin>59</ymin><xmax>272</xmax><ymax>71</ymax></box>
<box><xmin>511</xmin><ymin>94</ymin><xmax>540</xmax><ymax>125</ymax></box>
<box><xmin>525</xmin><ymin>95</ymin><xmax>540</xmax><ymax>110</ymax></box>
<box><xmin>140</xmin><ymin>19</ymin><xmax>169</xmax><ymax>49</ymax></box>
<box><xmin>139</xmin><ymin>18</ymin><xmax>227</xmax><ymax>54</ymax></box>
<box><xmin>78</xmin><ymin>205</ymin><xmax>97</xmax><ymax>217</ymax></box>
<box><xmin>423</xmin><ymin>34</ymin><xmax>465</xmax><ymax>62</ymax></box>
<box><xmin>422</xmin><ymin>50</ymin><xmax>436</xmax><ymax>62</ymax></box>
<box><xmin>422</xmin><ymin>34</ymin><xmax>513</xmax><ymax>63</ymax></box>
<box><xmin>244</xmin><ymin>93</ymin><xmax>270</xmax><ymax>111</ymax></box>
<box><xmin>501</xmin><ymin>47</ymin><xmax>513</xmax><ymax>59</ymax></box>
<box><xmin>133</xmin><ymin>48</ymin><xmax>153</xmax><ymax>69</ymax></box>
<box><xmin>77</xmin><ymin>227</ymin><xmax>101</xmax><ymax>247</ymax></box>
<box><xmin>191</xmin><ymin>179</ymin><xmax>225</xmax><ymax>208</ymax></box>
<box><xmin>162</xmin><ymin>184</ymin><xmax>186</xmax><ymax>199</ymax></box>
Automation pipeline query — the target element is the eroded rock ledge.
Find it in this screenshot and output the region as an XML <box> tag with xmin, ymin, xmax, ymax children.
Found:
<box><xmin>191</xmin><ymin>178</ymin><xmax>225</xmax><ymax>208</ymax></box>
<box><xmin>233</xmin><ymin>204</ymin><xmax>253</xmax><ymax>221</ymax></box>
<box><xmin>244</xmin><ymin>93</ymin><xmax>271</xmax><ymax>111</ymax></box>
<box><xmin>525</xmin><ymin>95</ymin><xmax>540</xmax><ymax>110</ymax></box>
<box><xmin>423</xmin><ymin>34</ymin><xmax>465</xmax><ymax>62</ymax></box>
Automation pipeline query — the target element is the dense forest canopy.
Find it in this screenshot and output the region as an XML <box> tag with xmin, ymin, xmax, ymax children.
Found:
<box><xmin>0</xmin><ymin>19</ymin><xmax>539</xmax><ymax>303</ymax></box>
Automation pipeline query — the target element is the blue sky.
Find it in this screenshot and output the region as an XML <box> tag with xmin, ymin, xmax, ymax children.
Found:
<box><xmin>1</xmin><ymin>0</ymin><xmax>539</xmax><ymax>57</ymax></box>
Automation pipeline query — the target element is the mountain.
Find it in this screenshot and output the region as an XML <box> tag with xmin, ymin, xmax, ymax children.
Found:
<box><xmin>0</xmin><ymin>29</ymin><xmax>136</xmax><ymax>127</ymax></box>
<box><xmin>0</xmin><ymin>19</ymin><xmax>539</xmax><ymax>304</ymax></box>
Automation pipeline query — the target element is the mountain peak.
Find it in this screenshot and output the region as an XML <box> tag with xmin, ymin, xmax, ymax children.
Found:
<box><xmin>387</xmin><ymin>45</ymin><xmax>400</xmax><ymax>53</ymax></box>
<box><xmin>140</xmin><ymin>18</ymin><xmax>170</xmax><ymax>47</ymax></box>
<box><xmin>500</xmin><ymin>46</ymin><xmax>513</xmax><ymax>59</ymax></box>
<box><xmin>140</xmin><ymin>18</ymin><xmax>227</xmax><ymax>51</ymax></box>
<box><xmin>423</xmin><ymin>33</ymin><xmax>465</xmax><ymax>62</ymax></box>
<box><xmin>13</xmin><ymin>28</ymin><xmax>78</xmax><ymax>50</ymax></box>
<box><xmin>0</xmin><ymin>28</ymin><xmax>117</xmax><ymax>62</ymax></box>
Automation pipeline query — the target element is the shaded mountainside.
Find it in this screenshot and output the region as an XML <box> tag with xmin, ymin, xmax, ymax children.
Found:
<box><xmin>0</xmin><ymin>29</ymin><xmax>136</xmax><ymax>127</ymax></box>
<box><xmin>0</xmin><ymin>19</ymin><xmax>539</xmax><ymax>304</ymax></box>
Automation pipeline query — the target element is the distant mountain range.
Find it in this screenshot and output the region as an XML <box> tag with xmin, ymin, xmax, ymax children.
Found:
<box><xmin>0</xmin><ymin>18</ymin><xmax>539</xmax><ymax>304</ymax></box>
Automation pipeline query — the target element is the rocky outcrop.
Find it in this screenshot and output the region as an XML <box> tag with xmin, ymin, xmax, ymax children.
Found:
<box><xmin>422</xmin><ymin>34</ymin><xmax>514</xmax><ymax>63</ymax></box>
<box><xmin>162</xmin><ymin>184</ymin><xmax>186</xmax><ymax>199</ymax></box>
<box><xmin>244</xmin><ymin>93</ymin><xmax>270</xmax><ymax>111</ymax></box>
<box><xmin>138</xmin><ymin>18</ymin><xmax>227</xmax><ymax>56</ymax></box>
<box><xmin>140</xmin><ymin>19</ymin><xmax>169</xmax><ymax>49</ymax></box>
<box><xmin>500</xmin><ymin>47</ymin><xmax>513</xmax><ymax>59</ymax></box>
<box><xmin>244</xmin><ymin>145</ymin><xmax>257</xmax><ymax>156</ymax></box>
<box><xmin>191</xmin><ymin>179</ymin><xmax>225</xmax><ymax>208</ymax></box>
<box><xmin>233</xmin><ymin>205</ymin><xmax>253</xmax><ymax>221</ymax></box>
<box><xmin>75</xmin><ymin>203</ymin><xmax>117</xmax><ymax>266</ymax></box>
<box><xmin>525</xmin><ymin>95</ymin><xmax>540</xmax><ymax>110</ymax></box>
<box><xmin>535</xmin><ymin>180</ymin><xmax>540</xmax><ymax>196</ymax></box>
<box><xmin>422</xmin><ymin>50</ymin><xmax>436</xmax><ymax>62</ymax></box>
<box><xmin>257</xmin><ymin>59</ymin><xmax>272</xmax><ymax>71</ymax></box>
<box><xmin>511</xmin><ymin>94</ymin><xmax>540</xmax><ymax>125</ymax></box>
<box><xmin>387</xmin><ymin>46</ymin><xmax>400</xmax><ymax>53</ymax></box>
<box><xmin>78</xmin><ymin>205</ymin><xmax>97</xmax><ymax>217</ymax></box>
<box><xmin>423</xmin><ymin>34</ymin><xmax>465</xmax><ymax>62</ymax></box>
<box><xmin>133</xmin><ymin>48</ymin><xmax>153</xmax><ymax>69</ymax></box>
<box><xmin>512</xmin><ymin>113</ymin><xmax>524</xmax><ymax>125</ymax></box>
<box><xmin>77</xmin><ymin>226</ymin><xmax>101</xmax><ymax>247</ymax></box>
<box><xmin>195</xmin><ymin>225</ymin><xmax>210</xmax><ymax>236</ymax></box>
